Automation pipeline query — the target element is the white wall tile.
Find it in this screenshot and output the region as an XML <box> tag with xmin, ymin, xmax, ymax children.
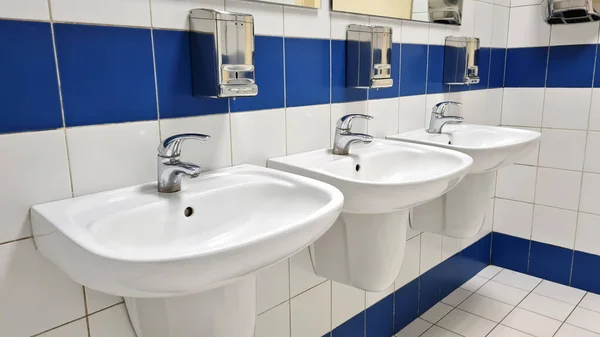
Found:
<box><xmin>88</xmin><ymin>304</ymin><xmax>136</xmax><ymax>337</ymax></box>
<box><xmin>543</xmin><ymin>88</ymin><xmax>591</xmax><ymax>130</ymax></box>
<box><xmin>459</xmin><ymin>0</ymin><xmax>476</xmax><ymax>37</ymax></box>
<box><xmin>474</xmin><ymin>1</ymin><xmax>495</xmax><ymax>47</ymax></box>
<box><xmin>495</xmin><ymin>0</ymin><xmax>511</xmax><ymax>7</ymax></box>
<box><xmin>501</xmin><ymin>88</ymin><xmax>544</xmax><ymax>127</ymax></box>
<box><xmin>283</xmin><ymin>0</ymin><xmax>330</xmax><ymax>39</ymax></box>
<box><xmin>580</xmin><ymin>173</ymin><xmax>600</xmax><ymax>215</ymax></box>
<box><xmin>513</xmin><ymin>127</ymin><xmax>541</xmax><ymax>166</ymax></box>
<box><xmin>551</xmin><ymin>21</ymin><xmax>600</xmax><ymax>46</ymax></box>
<box><xmin>38</xmin><ymin>318</ymin><xmax>88</xmax><ymax>337</ymax></box>
<box><xmin>50</xmin><ymin>0</ymin><xmax>151</xmax><ymax>26</ymax></box>
<box><xmin>493</xmin><ymin>198</ymin><xmax>533</xmax><ymax>239</ymax></box>
<box><xmin>538</xmin><ymin>128</ymin><xmax>587</xmax><ymax>171</ymax></box>
<box><xmin>507</xmin><ymin>5</ymin><xmax>550</xmax><ymax>48</ymax></box>
<box><xmin>485</xmin><ymin>88</ymin><xmax>504</xmax><ymax>126</ymax></box>
<box><xmin>290</xmin><ymin>281</ymin><xmax>331</xmax><ymax>337</ymax></box>
<box><xmin>330</xmin><ymin>12</ymin><xmax>369</xmax><ymax>40</ymax></box>
<box><xmin>396</xmin><ymin>235</ymin><xmax>421</xmax><ymax>288</ymax></box>
<box><xmin>159</xmin><ymin>114</ymin><xmax>232</xmax><ymax>172</ymax></box>
<box><xmin>225</xmin><ymin>0</ymin><xmax>284</xmax><ymax>36</ymax></box>
<box><xmin>491</xmin><ymin>6</ymin><xmax>510</xmax><ymax>48</ymax></box>
<box><xmin>420</xmin><ymin>232</ymin><xmax>442</xmax><ymax>273</ymax></box>
<box><xmin>399</xmin><ymin>95</ymin><xmax>427</xmax><ymax>132</ymax></box>
<box><xmin>150</xmin><ymin>0</ymin><xmax>224</xmax><ymax>30</ymax></box>
<box><xmin>256</xmin><ymin>302</ymin><xmax>290</xmax><ymax>337</ymax></box>
<box><xmin>368</xmin><ymin>97</ymin><xmax>400</xmax><ymax>138</ymax></box>
<box><xmin>535</xmin><ymin>167</ymin><xmax>582</xmax><ymax>210</ymax></box>
<box><xmin>66</xmin><ymin>121</ymin><xmax>159</xmax><ymax>197</ymax></box>
<box><xmin>0</xmin><ymin>130</ymin><xmax>72</xmax><ymax>243</ymax></box>
<box><xmin>231</xmin><ymin>109</ymin><xmax>286</xmax><ymax>166</ymax></box>
<box><xmin>331</xmin><ymin>101</ymin><xmax>368</xmax><ymax>143</ymax></box>
<box><xmin>502</xmin><ymin>307</ymin><xmax>562</xmax><ymax>337</ymax></box>
<box><xmin>257</xmin><ymin>259</ymin><xmax>290</xmax><ymax>314</ymax></box>
<box><xmin>461</xmin><ymin>90</ymin><xmax>488</xmax><ymax>125</ymax></box>
<box><xmin>0</xmin><ymin>0</ymin><xmax>49</xmax><ymax>20</ymax></box>
<box><xmin>402</xmin><ymin>20</ymin><xmax>429</xmax><ymax>44</ymax></box>
<box><xmin>442</xmin><ymin>236</ymin><xmax>462</xmax><ymax>261</ymax></box>
<box><xmin>286</xmin><ymin>105</ymin><xmax>330</xmax><ymax>155</ymax></box>
<box><xmin>332</xmin><ymin>281</ymin><xmax>365</xmax><ymax>328</ymax></box>
<box><xmin>366</xmin><ymin>283</ymin><xmax>394</xmax><ymax>307</ymax></box>
<box><xmin>589</xmin><ymin>89</ymin><xmax>600</xmax><ymax>131</ymax></box>
<box><xmin>425</xmin><ymin>93</ymin><xmax>452</xmax><ymax>124</ymax></box>
<box><xmin>0</xmin><ymin>239</ymin><xmax>85</xmax><ymax>336</ymax></box>
<box><xmin>495</xmin><ymin>164</ymin><xmax>537</xmax><ymax>202</ymax></box>
<box><xmin>531</xmin><ymin>204</ymin><xmax>577</xmax><ymax>248</ymax></box>
<box><xmin>429</xmin><ymin>22</ymin><xmax>460</xmax><ymax>46</ymax></box>
<box><xmin>575</xmin><ymin>212</ymin><xmax>600</xmax><ymax>255</ymax></box>
<box><xmin>585</xmin><ymin>131</ymin><xmax>600</xmax><ymax>173</ymax></box>
<box><xmin>85</xmin><ymin>288</ymin><xmax>122</xmax><ymax>314</ymax></box>
<box><xmin>511</xmin><ymin>0</ymin><xmax>545</xmax><ymax>6</ymax></box>
<box><xmin>289</xmin><ymin>248</ymin><xmax>327</xmax><ymax>297</ymax></box>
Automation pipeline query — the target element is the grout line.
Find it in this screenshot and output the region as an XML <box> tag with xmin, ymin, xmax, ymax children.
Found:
<box><xmin>0</xmin><ymin>236</ymin><xmax>32</xmax><ymax>246</ymax></box>
<box><xmin>551</xmin><ymin>294</ymin><xmax>586</xmax><ymax>337</ymax></box>
<box><xmin>147</xmin><ymin>0</ymin><xmax>162</xmax><ymax>141</ymax></box>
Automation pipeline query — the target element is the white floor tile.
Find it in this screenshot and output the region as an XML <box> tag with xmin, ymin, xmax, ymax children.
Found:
<box><xmin>555</xmin><ymin>324</ymin><xmax>600</xmax><ymax>337</ymax></box>
<box><xmin>37</xmin><ymin>318</ymin><xmax>88</xmax><ymax>337</ymax></box>
<box><xmin>437</xmin><ymin>309</ymin><xmax>496</xmax><ymax>337</ymax></box>
<box><xmin>442</xmin><ymin>288</ymin><xmax>473</xmax><ymax>307</ymax></box>
<box><xmin>476</xmin><ymin>281</ymin><xmax>529</xmax><ymax>306</ymax></box>
<box><xmin>493</xmin><ymin>270</ymin><xmax>541</xmax><ymax>291</ymax></box>
<box><xmin>567</xmin><ymin>307</ymin><xmax>600</xmax><ymax>334</ymax></box>
<box><xmin>394</xmin><ymin>318</ymin><xmax>432</xmax><ymax>337</ymax></box>
<box><xmin>518</xmin><ymin>293</ymin><xmax>575</xmax><ymax>321</ymax></box>
<box><xmin>477</xmin><ymin>266</ymin><xmax>503</xmax><ymax>279</ymax></box>
<box><xmin>502</xmin><ymin>308</ymin><xmax>562</xmax><ymax>337</ymax></box>
<box><xmin>88</xmin><ymin>304</ymin><xmax>136</xmax><ymax>337</ymax></box>
<box><xmin>580</xmin><ymin>293</ymin><xmax>600</xmax><ymax>313</ymax></box>
<box><xmin>421</xmin><ymin>326</ymin><xmax>462</xmax><ymax>337</ymax></box>
<box><xmin>421</xmin><ymin>303</ymin><xmax>454</xmax><ymax>324</ymax></box>
<box><xmin>488</xmin><ymin>325</ymin><xmax>535</xmax><ymax>337</ymax></box>
<box><xmin>458</xmin><ymin>293</ymin><xmax>514</xmax><ymax>322</ymax></box>
<box><xmin>85</xmin><ymin>288</ymin><xmax>122</xmax><ymax>314</ymax></box>
<box><xmin>461</xmin><ymin>276</ymin><xmax>489</xmax><ymax>292</ymax></box>
<box><xmin>533</xmin><ymin>280</ymin><xmax>586</xmax><ymax>305</ymax></box>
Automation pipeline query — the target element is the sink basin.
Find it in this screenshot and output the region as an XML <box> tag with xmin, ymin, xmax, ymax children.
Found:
<box><xmin>386</xmin><ymin>124</ymin><xmax>541</xmax><ymax>238</ymax></box>
<box><xmin>268</xmin><ymin>140</ymin><xmax>472</xmax><ymax>290</ymax></box>
<box><xmin>387</xmin><ymin>124</ymin><xmax>541</xmax><ymax>173</ymax></box>
<box><xmin>31</xmin><ymin>164</ymin><xmax>343</xmax><ymax>337</ymax></box>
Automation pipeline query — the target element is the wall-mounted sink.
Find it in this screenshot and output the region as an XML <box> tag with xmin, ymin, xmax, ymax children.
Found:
<box><xmin>387</xmin><ymin>124</ymin><xmax>541</xmax><ymax>238</ymax></box>
<box><xmin>31</xmin><ymin>164</ymin><xmax>343</xmax><ymax>337</ymax></box>
<box><xmin>268</xmin><ymin>140</ymin><xmax>472</xmax><ymax>291</ymax></box>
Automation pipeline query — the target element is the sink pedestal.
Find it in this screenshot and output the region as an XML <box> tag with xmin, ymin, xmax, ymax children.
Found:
<box><xmin>310</xmin><ymin>209</ymin><xmax>409</xmax><ymax>292</ymax></box>
<box><xmin>125</xmin><ymin>277</ymin><xmax>256</xmax><ymax>337</ymax></box>
<box><xmin>410</xmin><ymin>171</ymin><xmax>495</xmax><ymax>238</ymax></box>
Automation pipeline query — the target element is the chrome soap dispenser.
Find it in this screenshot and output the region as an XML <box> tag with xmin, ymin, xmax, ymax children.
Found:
<box><xmin>443</xmin><ymin>36</ymin><xmax>480</xmax><ymax>85</ymax></box>
<box><xmin>346</xmin><ymin>24</ymin><xmax>393</xmax><ymax>89</ymax></box>
<box><xmin>189</xmin><ymin>9</ymin><xmax>258</xmax><ymax>98</ymax></box>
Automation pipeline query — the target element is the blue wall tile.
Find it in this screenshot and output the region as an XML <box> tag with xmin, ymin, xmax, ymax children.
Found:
<box><xmin>491</xmin><ymin>232</ymin><xmax>529</xmax><ymax>273</ymax></box>
<box><xmin>55</xmin><ymin>24</ymin><xmax>157</xmax><ymax>127</ymax></box>
<box><xmin>472</xmin><ymin>48</ymin><xmax>491</xmax><ymax>91</ymax></box>
<box><xmin>547</xmin><ymin>44</ymin><xmax>596</xmax><ymax>88</ymax></box>
<box><xmin>153</xmin><ymin>29</ymin><xmax>228</xmax><ymax>119</ymax></box>
<box><xmin>370</xmin><ymin>43</ymin><xmax>400</xmax><ymax>100</ymax></box>
<box><xmin>0</xmin><ymin>20</ymin><xmax>62</xmax><ymax>134</ymax></box>
<box><xmin>419</xmin><ymin>268</ymin><xmax>441</xmax><ymax>314</ymax></box>
<box><xmin>231</xmin><ymin>35</ymin><xmax>285</xmax><ymax>112</ymax></box>
<box><xmin>331</xmin><ymin>39</ymin><xmax>368</xmax><ymax>103</ymax></box>
<box><xmin>400</xmin><ymin>44</ymin><xmax>427</xmax><ymax>96</ymax></box>
<box><xmin>505</xmin><ymin>47</ymin><xmax>548</xmax><ymax>88</ymax></box>
<box><xmin>427</xmin><ymin>44</ymin><xmax>450</xmax><ymax>94</ymax></box>
<box><xmin>438</xmin><ymin>254</ymin><xmax>469</xmax><ymax>299</ymax></box>
<box><xmin>489</xmin><ymin>48</ymin><xmax>506</xmax><ymax>89</ymax></box>
<box><xmin>572</xmin><ymin>251</ymin><xmax>600</xmax><ymax>293</ymax></box>
<box><xmin>332</xmin><ymin>312</ymin><xmax>365</xmax><ymax>337</ymax></box>
<box><xmin>394</xmin><ymin>279</ymin><xmax>419</xmax><ymax>334</ymax></box>
<box><xmin>366</xmin><ymin>294</ymin><xmax>394</xmax><ymax>337</ymax></box>
<box><xmin>285</xmin><ymin>37</ymin><xmax>330</xmax><ymax>107</ymax></box>
<box><xmin>528</xmin><ymin>241</ymin><xmax>572</xmax><ymax>285</ymax></box>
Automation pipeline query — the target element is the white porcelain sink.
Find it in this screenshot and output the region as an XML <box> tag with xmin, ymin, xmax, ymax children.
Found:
<box><xmin>268</xmin><ymin>140</ymin><xmax>472</xmax><ymax>291</ymax></box>
<box><xmin>31</xmin><ymin>164</ymin><xmax>343</xmax><ymax>337</ymax></box>
<box><xmin>387</xmin><ymin>124</ymin><xmax>540</xmax><ymax>173</ymax></box>
<box><xmin>387</xmin><ymin>124</ymin><xmax>541</xmax><ymax>238</ymax></box>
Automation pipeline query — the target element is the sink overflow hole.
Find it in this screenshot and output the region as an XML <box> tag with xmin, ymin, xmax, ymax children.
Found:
<box><xmin>448</xmin><ymin>141</ymin><xmax>452</xmax><ymax>145</ymax></box>
<box><xmin>355</xmin><ymin>164</ymin><xmax>361</xmax><ymax>172</ymax></box>
<box><xmin>184</xmin><ymin>207</ymin><xmax>194</xmax><ymax>217</ymax></box>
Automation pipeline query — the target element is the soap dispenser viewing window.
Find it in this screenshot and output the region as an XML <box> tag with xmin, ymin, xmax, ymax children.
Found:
<box><xmin>189</xmin><ymin>9</ymin><xmax>258</xmax><ymax>98</ymax></box>
<box><xmin>346</xmin><ymin>24</ymin><xmax>393</xmax><ymax>89</ymax></box>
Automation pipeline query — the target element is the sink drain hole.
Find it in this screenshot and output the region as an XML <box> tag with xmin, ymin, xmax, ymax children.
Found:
<box><xmin>355</xmin><ymin>164</ymin><xmax>361</xmax><ymax>172</ymax></box>
<box><xmin>184</xmin><ymin>207</ymin><xmax>194</xmax><ymax>217</ymax></box>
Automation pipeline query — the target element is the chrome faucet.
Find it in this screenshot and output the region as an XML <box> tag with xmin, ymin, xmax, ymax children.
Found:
<box><xmin>157</xmin><ymin>133</ymin><xmax>210</xmax><ymax>193</ymax></box>
<box><xmin>428</xmin><ymin>101</ymin><xmax>464</xmax><ymax>133</ymax></box>
<box><xmin>333</xmin><ymin>114</ymin><xmax>374</xmax><ymax>155</ymax></box>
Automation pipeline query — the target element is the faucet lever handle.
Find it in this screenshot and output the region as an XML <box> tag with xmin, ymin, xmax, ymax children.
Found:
<box><xmin>432</xmin><ymin>101</ymin><xmax>462</xmax><ymax>116</ymax></box>
<box><xmin>158</xmin><ymin>133</ymin><xmax>210</xmax><ymax>158</ymax></box>
<box><xmin>336</xmin><ymin>114</ymin><xmax>373</xmax><ymax>130</ymax></box>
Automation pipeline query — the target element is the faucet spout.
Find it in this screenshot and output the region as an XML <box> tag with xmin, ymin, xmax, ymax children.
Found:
<box><xmin>333</xmin><ymin>114</ymin><xmax>375</xmax><ymax>155</ymax></box>
<box><xmin>428</xmin><ymin>101</ymin><xmax>464</xmax><ymax>133</ymax></box>
<box><xmin>157</xmin><ymin>133</ymin><xmax>209</xmax><ymax>193</ymax></box>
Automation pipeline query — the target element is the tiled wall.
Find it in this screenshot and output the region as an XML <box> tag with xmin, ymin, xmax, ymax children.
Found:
<box><xmin>491</xmin><ymin>0</ymin><xmax>600</xmax><ymax>295</ymax></box>
<box><xmin>0</xmin><ymin>0</ymin><xmax>508</xmax><ymax>336</ymax></box>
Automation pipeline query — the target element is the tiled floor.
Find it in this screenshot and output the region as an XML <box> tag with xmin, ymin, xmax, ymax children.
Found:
<box><xmin>395</xmin><ymin>265</ymin><xmax>600</xmax><ymax>337</ymax></box>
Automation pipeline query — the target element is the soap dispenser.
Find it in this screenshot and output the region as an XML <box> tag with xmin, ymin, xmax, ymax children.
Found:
<box><xmin>189</xmin><ymin>9</ymin><xmax>258</xmax><ymax>98</ymax></box>
<box><xmin>346</xmin><ymin>24</ymin><xmax>393</xmax><ymax>89</ymax></box>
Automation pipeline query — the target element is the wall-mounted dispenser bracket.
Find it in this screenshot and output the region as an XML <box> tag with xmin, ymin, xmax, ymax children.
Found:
<box><xmin>443</xmin><ymin>36</ymin><xmax>480</xmax><ymax>85</ymax></box>
<box><xmin>189</xmin><ymin>9</ymin><xmax>258</xmax><ymax>98</ymax></box>
<box><xmin>346</xmin><ymin>24</ymin><xmax>393</xmax><ymax>89</ymax></box>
